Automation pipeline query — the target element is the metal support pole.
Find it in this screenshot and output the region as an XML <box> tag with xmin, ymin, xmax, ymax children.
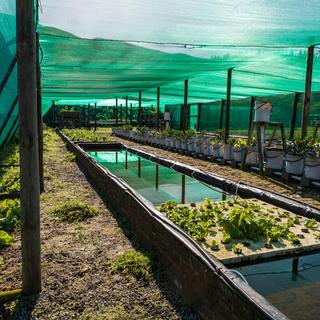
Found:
<box><xmin>156</xmin><ymin>164</ymin><xmax>159</xmax><ymax>190</ymax></box>
<box><xmin>301</xmin><ymin>46</ymin><xmax>314</xmax><ymax>139</ymax></box>
<box><xmin>181</xmin><ymin>175</ymin><xmax>186</xmax><ymax>204</ymax></box>
<box><xmin>138</xmin><ymin>91</ymin><xmax>142</xmax><ymax>126</ymax></box>
<box><xmin>157</xmin><ymin>87</ymin><xmax>160</xmax><ymax>130</ymax></box>
<box><xmin>138</xmin><ymin>157</ymin><xmax>141</xmax><ymax>178</ymax></box>
<box><xmin>248</xmin><ymin>96</ymin><xmax>256</xmax><ymax>136</ymax></box>
<box><xmin>125</xmin><ymin>96</ymin><xmax>128</xmax><ymax>124</ymax></box>
<box><xmin>17</xmin><ymin>0</ymin><xmax>41</xmax><ymax>294</ymax></box>
<box><xmin>36</xmin><ymin>32</ymin><xmax>44</xmax><ymax>193</ymax></box>
<box><xmin>290</xmin><ymin>92</ymin><xmax>301</xmax><ymax>140</ymax></box>
<box><xmin>219</xmin><ymin>99</ymin><xmax>225</xmax><ymax>130</ymax></box>
<box><xmin>94</xmin><ymin>103</ymin><xmax>97</xmax><ymax>131</ymax></box>
<box><xmin>224</xmin><ymin>68</ymin><xmax>233</xmax><ymax>142</ymax></box>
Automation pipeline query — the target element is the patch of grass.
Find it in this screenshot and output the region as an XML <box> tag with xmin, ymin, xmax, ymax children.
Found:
<box><xmin>0</xmin><ymin>167</ymin><xmax>20</xmax><ymax>194</ymax></box>
<box><xmin>111</xmin><ymin>250</ymin><xmax>156</xmax><ymax>282</ymax></box>
<box><xmin>62</xmin><ymin>129</ymin><xmax>111</xmax><ymax>143</ymax></box>
<box><xmin>0</xmin><ymin>230</ymin><xmax>14</xmax><ymax>247</ymax></box>
<box><xmin>81</xmin><ymin>305</ymin><xmax>152</xmax><ymax>320</ymax></box>
<box><xmin>64</xmin><ymin>152</ymin><xmax>76</xmax><ymax>162</ymax></box>
<box><xmin>51</xmin><ymin>201</ymin><xmax>98</xmax><ymax>223</ymax></box>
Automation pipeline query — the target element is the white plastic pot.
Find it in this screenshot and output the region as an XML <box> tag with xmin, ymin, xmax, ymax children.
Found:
<box><xmin>175</xmin><ymin>138</ymin><xmax>182</xmax><ymax>150</ymax></box>
<box><xmin>254</xmin><ymin>101</ymin><xmax>272</xmax><ymax>122</ymax></box>
<box><xmin>304</xmin><ymin>158</ymin><xmax>320</xmax><ymax>180</ymax></box>
<box><xmin>211</xmin><ymin>144</ymin><xmax>221</xmax><ymax>158</ymax></box>
<box><xmin>223</xmin><ymin>144</ymin><xmax>232</xmax><ymax>161</ymax></box>
<box><xmin>285</xmin><ymin>153</ymin><xmax>304</xmax><ymax>175</ymax></box>
<box><xmin>266</xmin><ymin>149</ymin><xmax>284</xmax><ymax>170</ymax></box>
<box><xmin>187</xmin><ymin>139</ymin><xmax>195</xmax><ymax>152</ymax></box>
<box><xmin>181</xmin><ymin>140</ymin><xmax>187</xmax><ymax>151</ymax></box>
<box><xmin>202</xmin><ymin>142</ymin><xmax>211</xmax><ymax>156</ymax></box>
<box><xmin>246</xmin><ymin>146</ymin><xmax>258</xmax><ymax>166</ymax></box>
<box><xmin>233</xmin><ymin>147</ymin><xmax>245</xmax><ymax>162</ymax></box>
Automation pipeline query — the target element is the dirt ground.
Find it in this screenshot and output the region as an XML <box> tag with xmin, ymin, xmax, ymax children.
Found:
<box><xmin>0</xmin><ymin>131</ymin><xmax>200</xmax><ymax>320</ymax></box>
<box><xmin>111</xmin><ymin>136</ymin><xmax>320</xmax><ymax>209</ymax></box>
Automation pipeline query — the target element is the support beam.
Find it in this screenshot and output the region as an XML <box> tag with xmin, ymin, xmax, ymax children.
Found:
<box><xmin>125</xmin><ymin>96</ymin><xmax>128</xmax><ymax>124</ymax></box>
<box><xmin>290</xmin><ymin>92</ymin><xmax>301</xmax><ymax>140</ymax></box>
<box><xmin>157</xmin><ymin>87</ymin><xmax>160</xmax><ymax>130</ymax></box>
<box><xmin>224</xmin><ymin>68</ymin><xmax>233</xmax><ymax>142</ymax></box>
<box><xmin>17</xmin><ymin>0</ymin><xmax>41</xmax><ymax>294</ymax></box>
<box><xmin>301</xmin><ymin>46</ymin><xmax>314</xmax><ymax>139</ymax></box>
<box><xmin>94</xmin><ymin>103</ymin><xmax>97</xmax><ymax>131</ymax></box>
<box><xmin>248</xmin><ymin>96</ymin><xmax>256</xmax><ymax>136</ymax></box>
<box><xmin>0</xmin><ymin>55</ymin><xmax>17</xmax><ymax>96</ymax></box>
<box><xmin>36</xmin><ymin>33</ymin><xmax>44</xmax><ymax>193</ymax></box>
<box><xmin>138</xmin><ymin>91</ymin><xmax>142</xmax><ymax>126</ymax></box>
<box><xmin>219</xmin><ymin>99</ymin><xmax>225</xmax><ymax>130</ymax></box>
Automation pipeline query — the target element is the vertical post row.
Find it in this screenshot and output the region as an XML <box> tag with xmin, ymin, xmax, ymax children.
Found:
<box><xmin>224</xmin><ymin>68</ymin><xmax>233</xmax><ymax>142</ymax></box>
<box><xmin>301</xmin><ymin>46</ymin><xmax>314</xmax><ymax>139</ymax></box>
<box><xmin>157</xmin><ymin>87</ymin><xmax>160</xmax><ymax>130</ymax></box>
<box><xmin>16</xmin><ymin>0</ymin><xmax>41</xmax><ymax>294</ymax></box>
<box><xmin>125</xmin><ymin>151</ymin><xmax>128</xmax><ymax>169</ymax></box>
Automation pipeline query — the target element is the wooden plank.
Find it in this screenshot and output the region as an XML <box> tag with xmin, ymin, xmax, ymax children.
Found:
<box><xmin>36</xmin><ymin>33</ymin><xmax>44</xmax><ymax>193</ymax></box>
<box><xmin>290</xmin><ymin>92</ymin><xmax>301</xmax><ymax>140</ymax></box>
<box><xmin>0</xmin><ymin>55</ymin><xmax>17</xmax><ymax>96</ymax></box>
<box><xmin>301</xmin><ymin>46</ymin><xmax>314</xmax><ymax>139</ymax></box>
<box><xmin>224</xmin><ymin>68</ymin><xmax>233</xmax><ymax>142</ymax></box>
<box><xmin>16</xmin><ymin>0</ymin><xmax>41</xmax><ymax>294</ymax></box>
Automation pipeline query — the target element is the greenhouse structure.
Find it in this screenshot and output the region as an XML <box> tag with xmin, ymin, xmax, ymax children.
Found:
<box><xmin>1</xmin><ymin>1</ymin><xmax>320</xmax><ymax>319</ymax></box>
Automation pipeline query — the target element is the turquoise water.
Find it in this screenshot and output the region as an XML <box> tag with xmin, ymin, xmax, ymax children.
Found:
<box><xmin>87</xmin><ymin>151</ymin><xmax>228</xmax><ymax>206</ymax></box>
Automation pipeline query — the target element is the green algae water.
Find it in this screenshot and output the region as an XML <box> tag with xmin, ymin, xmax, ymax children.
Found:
<box><xmin>87</xmin><ymin>150</ymin><xmax>228</xmax><ymax>206</ymax></box>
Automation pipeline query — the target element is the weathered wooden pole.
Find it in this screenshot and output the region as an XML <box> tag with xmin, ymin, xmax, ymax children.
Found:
<box><xmin>219</xmin><ymin>99</ymin><xmax>225</xmax><ymax>130</ymax></box>
<box><xmin>224</xmin><ymin>68</ymin><xmax>233</xmax><ymax>142</ymax></box>
<box><xmin>94</xmin><ymin>103</ymin><xmax>97</xmax><ymax>131</ymax></box>
<box><xmin>125</xmin><ymin>151</ymin><xmax>128</xmax><ymax>169</ymax></box>
<box><xmin>115</xmin><ymin>98</ymin><xmax>118</xmax><ymax>126</ymax></box>
<box><xmin>125</xmin><ymin>96</ymin><xmax>128</xmax><ymax>124</ymax></box>
<box><xmin>301</xmin><ymin>46</ymin><xmax>314</xmax><ymax>139</ymax></box>
<box><xmin>181</xmin><ymin>175</ymin><xmax>186</xmax><ymax>204</ymax></box>
<box><xmin>120</xmin><ymin>104</ymin><xmax>123</xmax><ymax>124</ymax></box>
<box><xmin>36</xmin><ymin>32</ymin><xmax>44</xmax><ymax>193</ymax></box>
<box><xmin>17</xmin><ymin>0</ymin><xmax>41</xmax><ymax>294</ymax></box>
<box><xmin>197</xmin><ymin>103</ymin><xmax>202</xmax><ymax>131</ymax></box>
<box><xmin>157</xmin><ymin>87</ymin><xmax>160</xmax><ymax>130</ymax></box>
<box><xmin>290</xmin><ymin>92</ymin><xmax>301</xmax><ymax>140</ymax></box>
<box><xmin>182</xmin><ymin>79</ymin><xmax>189</xmax><ymax>130</ymax></box>
<box><xmin>138</xmin><ymin>91</ymin><xmax>142</xmax><ymax>126</ymax></box>
<box><xmin>130</xmin><ymin>103</ymin><xmax>133</xmax><ymax>124</ymax></box>
<box><xmin>248</xmin><ymin>96</ymin><xmax>256</xmax><ymax>136</ymax></box>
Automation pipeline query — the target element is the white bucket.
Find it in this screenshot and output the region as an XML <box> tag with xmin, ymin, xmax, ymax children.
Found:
<box><xmin>223</xmin><ymin>144</ymin><xmax>232</xmax><ymax>161</ymax></box>
<box><xmin>304</xmin><ymin>158</ymin><xmax>320</xmax><ymax>180</ymax></box>
<box><xmin>246</xmin><ymin>146</ymin><xmax>258</xmax><ymax>165</ymax></box>
<box><xmin>202</xmin><ymin>142</ymin><xmax>211</xmax><ymax>156</ymax></box>
<box><xmin>233</xmin><ymin>147</ymin><xmax>244</xmax><ymax>162</ymax></box>
<box><xmin>211</xmin><ymin>144</ymin><xmax>221</xmax><ymax>158</ymax></box>
<box><xmin>254</xmin><ymin>101</ymin><xmax>272</xmax><ymax>122</ymax></box>
<box><xmin>266</xmin><ymin>149</ymin><xmax>284</xmax><ymax>170</ymax></box>
<box><xmin>285</xmin><ymin>154</ymin><xmax>304</xmax><ymax>175</ymax></box>
<box><xmin>187</xmin><ymin>139</ymin><xmax>195</xmax><ymax>152</ymax></box>
<box><xmin>181</xmin><ymin>140</ymin><xmax>187</xmax><ymax>151</ymax></box>
<box><xmin>175</xmin><ymin>138</ymin><xmax>182</xmax><ymax>150</ymax></box>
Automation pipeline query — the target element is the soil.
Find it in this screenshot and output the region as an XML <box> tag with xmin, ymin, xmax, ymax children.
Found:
<box><xmin>0</xmin><ymin>131</ymin><xmax>200</xmax><ymax>320</ymax></box>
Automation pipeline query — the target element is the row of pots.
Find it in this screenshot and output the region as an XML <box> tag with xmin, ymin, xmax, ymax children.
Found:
<box><xmin>113</xmin><ymin>129</ymin><xmax>320</xmax><ymax>181</ymax></box>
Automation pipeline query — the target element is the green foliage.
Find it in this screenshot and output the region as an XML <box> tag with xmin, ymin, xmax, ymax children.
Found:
<box><xmin>0</xmin><ymin>167</ymin><xmax>20</xmax><ymax>194</ymax></box>
<box><xmin>286</xmin><ymin>138</ymin><xmax>314</xmax><ymax>156</ymax></box>
<box><xmin>62</xmin><ymin>129</ymin><xmax>111</xmax><ymax>142</ymax></box>
<box><xmin>0</xmin><ymin>144</ymin><xmax>19</xmax><ymax>165</ymax></box>
<box><xmin>304</xmin><ymin>218</ymin><xmax>318</xmax><ymax>229</ymax></box>
<box><xmin>64</xmin><ymin>152</ymin><xmax>76</xmax><ymax>162</ymax></box>
<box><xmin>51</xmin><ymin>201</ymin><xmax>98</xmax><ymax>223</ymax></box>
<box><xmin>232</xmin><ymin>244</ymin><xmax>243</xmax><ymax>254</ymax></box>
<box><xmin>0</xmin><ymin>230</ymin><xmax>14</xmax><ymax>247</ymax></box>
<box><xmin>0</xmin><ymin>199</ymin><xmax>20</xmax><ymax>232</ymax></box>
<box><xmin>211</xmin><ymin>239</ymin><xmax>219</xmax><ymax>250</ymax></box>
<box><xmin>233</xmin><ymin>139</ymin><xmax>247</xmax><ymax>148</ymax></box>
<box><xmin>111</xmin><ymin>250</ymin><xmax>155</xmax><ymax>282</ymax></box>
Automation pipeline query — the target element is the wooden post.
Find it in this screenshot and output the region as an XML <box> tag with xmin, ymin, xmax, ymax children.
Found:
<box><xmin>138</xmin><ymin>157</ymin><xmax>141</xmax><ymax>178</ymax></box>
<box><xmin>138</xmin><ymin>91</ymin><xmax>142</xmax><ymax>126</ymax></box>
<box><xmin>181</xmin><ymin>175</ymin><xmax>186</xmax><ymax>204</ymax></box>
<box><xmin>290</xmin><ymin>92</ymin><xmax>301</xmax><ymax>140</ymax></box>
<box><xmin>224</xmin><ymin>68</ymin><xmax>233</xmax><ymax>142</ymax></box>
<box><xmin>156</xmin><ymin>164</ymin><xmax>159</xmax><ymax>190</ymax></box>
<box><xmin>197</xmin><ymin>103</ymin><xmax>202</xmax><ymax>131</ymax></box>
<box><xmin>115</xmin><ymin>151</ymin><xmax>118</xmax><ymax>164</ymax></box>
<box><xmin>292</xmin><ymin>256</ymin><xmax>299</xmax><ymax>275</ymax></box>
<box><xmin>301</xmin><ymin>46</ymin><xmax>314</xmax><ymax>139</ymax></box>
<box><xmin>125</xmin><ymin>96</ymin><xmax>128</xmax><ymax>124</ymax></box>
<box><xmin>120</xmin><ymin>104</ymin><xmax>123</xmax><ymax>124</ymax></box>
<box><xmin>157</xmin><ymin>87</ymin><xmax>160</xmax><ymax>130</ymax></box>
<box><xmin>248</xmin><ymin>96</ymin><xmax>256</xmax><ymax>136</ymax></box>
<box><xmin>182</xmin><ymin>79</ymin><xmax>189</xmax><ymax>130</ymax></box>
<box><xmin>219</xmin><ymin>99</ymin><xmax>225</xmax><ymax>130</ymax></box>
<box><xmin>130</xmin><ymin>103</ymin><xmax>133</xmax><ymax>124</ymax></box>
<box><xmin>125</xmin><ymin>151</ymin><xmax>128</xmax><ymax>169</ymax></box>
<box><xmin>94</xmin><ymin>103</ymin><xmax>97</xmax><ymax>131</ymax></box>
<box><xmin>115</xmin><ymin>98</ymin><xmax>118</xmax><ymax>126</ymax></box>
<box><xmin>36</xmin><ymin>33</ymin><xmax>44</xmax><ymax>193</ymax></box>
<box><xmin>16</xmin><ymin>0</ymin><xmax>41</xmax><ymax>294</ymax></box>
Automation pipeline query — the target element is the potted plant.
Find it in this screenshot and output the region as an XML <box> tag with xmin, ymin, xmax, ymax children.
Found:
<box><xmin>232</xmin><ymin>139</ymin><xmax>247</xmax><ymax>162</ymax></box>
<box><xmin>285</xmin><ymin>138</ymin><xmax>313</xmax><ymax>175</ymax></box>
<box><xmin>265</xmin><ymin>146</ymin><xmax>284</xmax><ymax>171</ymax></box>
<box><xmin>210</xmin><ymin>129</ymin><xmax>224</xmax><ymax>158</ymax></box>
<box><xmin>185</xmin><ymin>129</ymin><xmax>196</xmax><ymax>152</ymax></box>
<box><xmin>223</xmin><ymin>137</ymin><xmax>236</xmax><ymax>161</ymax></box>
<box><xmin>174</xmin><ymin>130</ymin><xmax>183</xmax><ymax>150</ymax></box>
<box><xmin>245</xmin><ymin>137</ymin><xmax>258</xmax><ymax>166</ymax></box>
<box><xmin>195</xmin><ymin>133</ymin><xmax>205</xmax><ymax>154</ymax></box>
<box><xmin>202</xmin><ymin>137</ymin><xmax>211</xmax><ymax>157</ymax></box>
<box><xmin>304</xmin><ymin>141</ymin><xmax>320</xmax><ymax>180</ymax></box>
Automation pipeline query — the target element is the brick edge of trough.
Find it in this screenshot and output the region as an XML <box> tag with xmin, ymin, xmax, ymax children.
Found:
<box><xmin>58</xmin><ymin>132</ymin><xmax>288</xmax><ymax>320</ymax></box>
